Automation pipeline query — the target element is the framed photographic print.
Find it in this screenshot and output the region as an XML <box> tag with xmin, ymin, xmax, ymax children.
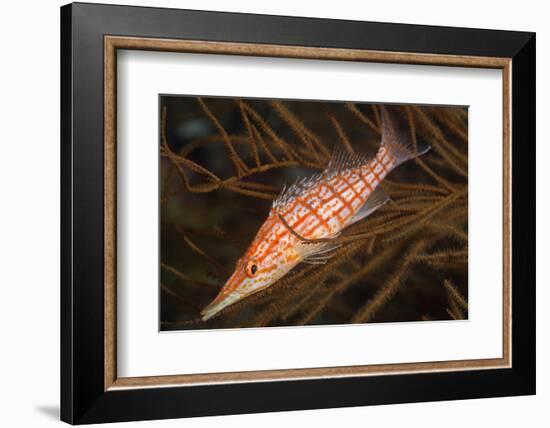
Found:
<box><xmin>60</xmin><ymin>2</ymin><xmax>535</xmax><ymax>424</ymax></box>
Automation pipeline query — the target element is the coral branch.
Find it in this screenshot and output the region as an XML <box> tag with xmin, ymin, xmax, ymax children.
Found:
<box><xmin>351</xmin><ymin>240</ymin><xmax>429</xmax><ymax>323</ymax></box>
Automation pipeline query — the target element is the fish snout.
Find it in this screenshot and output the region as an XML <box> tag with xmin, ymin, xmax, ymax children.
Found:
<box><xmin>201</xmin><ymin>292</ymin><xmax>243</xmax><ymax>321</ymax></box>
<box><xmin>201</xmin><ymin>269</ymin><xmax>248</xmax><ymax>321</ymax></box>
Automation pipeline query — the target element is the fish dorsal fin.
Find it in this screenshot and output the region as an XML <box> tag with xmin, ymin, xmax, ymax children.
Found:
<box><xmin>326</xmin><ymin>150</ymin><xmax>372</xmax><ymax>174</ymax></box>
<box><xmin>273</xmin><ymin>150</ymin><xmax>372</xmax><ymax>210</ymax></box>
<box><xmin>272</xmin><ymin>172</ymin><xmax>327</xmax><ymax>210</ymax></box>
<box><xmin>349</xmin><ymin>186</ymin><xmax>390</xmax><ymax>225</ymax></box>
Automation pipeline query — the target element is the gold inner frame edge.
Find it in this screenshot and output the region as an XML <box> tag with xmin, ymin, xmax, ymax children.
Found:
<box><xmin>104</xmin><ymin>35</ymin><xmax>512</xmax><ymax>391</ymax></box>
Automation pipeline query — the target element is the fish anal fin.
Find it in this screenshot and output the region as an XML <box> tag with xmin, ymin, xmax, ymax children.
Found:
<box><xmin>350</xmin><ymin>187</ymin><xmax>389</xmax><ymax>225</ymax></box>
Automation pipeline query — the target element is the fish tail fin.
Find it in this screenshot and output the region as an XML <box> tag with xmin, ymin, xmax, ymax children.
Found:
<box><xmin>379</xmin><ymin>105</ymin><xmax>431</xmax><ymax>167</ymax></box>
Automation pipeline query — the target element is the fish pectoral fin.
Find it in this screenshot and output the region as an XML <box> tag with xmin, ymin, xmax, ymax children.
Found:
<box><xmin>278</xmin><ymin>207</ymin><xmax>342</xmax><ymax>264</ymax></box>
<box><xmin>350</xmin><ymin>187</ymin><xmax>390</xmax><ymax>225</ymax></box>
<box><xmin>295</xmin><ymin>240</ymin><xmax>342</xmax><ymax>264</ymax></box>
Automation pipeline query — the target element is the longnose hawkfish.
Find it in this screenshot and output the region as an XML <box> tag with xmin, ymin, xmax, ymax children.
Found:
<box><xmin>201</xmin><ymin>106</ymin><xmax>430</xmax><ymax>321</ymax></box>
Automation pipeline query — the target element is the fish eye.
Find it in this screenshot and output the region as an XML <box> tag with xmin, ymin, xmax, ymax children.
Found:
<box><xmin>245</xmin><ymin>260</ymin><xmax>259</xmax><ymax>278</ymax></box>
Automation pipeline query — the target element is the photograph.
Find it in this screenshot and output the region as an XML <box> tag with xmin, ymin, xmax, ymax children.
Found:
<box><xmin>159</xmin><ymin>96</ymin><xmax>469</xmax><ymax>331</ymax></box>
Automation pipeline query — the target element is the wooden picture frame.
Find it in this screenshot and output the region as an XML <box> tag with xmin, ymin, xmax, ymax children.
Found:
<box><xmin>61</xmin><ymin>2</ymin><xmax>535</xmax><ymax>424</ymax></box>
